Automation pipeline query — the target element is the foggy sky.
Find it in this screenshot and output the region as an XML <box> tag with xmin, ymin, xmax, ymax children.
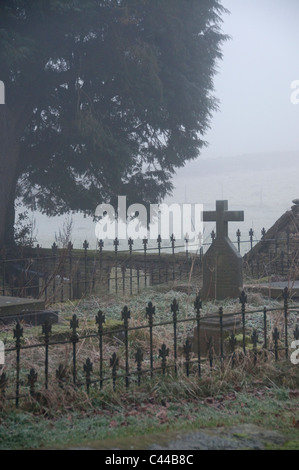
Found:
<box><xmin>200</xmin><ymin>0</ymin><xmax>299</xmax><ymax>160</ymax></box>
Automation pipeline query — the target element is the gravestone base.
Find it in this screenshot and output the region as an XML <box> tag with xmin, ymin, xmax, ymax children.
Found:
<box><xmin>191</xmin><ymin>314</ymin><xmax>242</xmax><ymax>356</ymax></box>
<box><xmin>0</xmin><ymin>296</ymin><xmax>59</xmax><ymax>325</ymax></box>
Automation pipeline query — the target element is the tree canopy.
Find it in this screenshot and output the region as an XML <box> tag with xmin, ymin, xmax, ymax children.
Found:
<box><xmin>0</xmin><ymin>0</ymin><xmax>228</xmax><ymax>248</ymax></box>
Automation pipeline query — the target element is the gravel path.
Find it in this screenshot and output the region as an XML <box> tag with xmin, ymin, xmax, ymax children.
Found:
<box><xmin>148</xmin><ymin>424</ymin><xmax>287</xmax><ymax>450</ymax></box>
<box><xmin>68</xmin><ymin>424</ymin><xmax>287</xmax><ymax>450</ymax></box>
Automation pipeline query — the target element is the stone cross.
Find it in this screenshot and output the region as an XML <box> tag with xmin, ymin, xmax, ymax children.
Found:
<box><xmin>201</xmin><ymin>200</ymin><xmax>244</xmax><ymax>300</ymax></box>
<box><xmin>203</xmin><ymin>200</ymin><xmax>244</xmax><ymax>238</ymax></box>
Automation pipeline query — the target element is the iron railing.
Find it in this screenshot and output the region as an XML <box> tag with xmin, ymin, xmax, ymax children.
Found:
<box><xmin>0</xmin><ymin>228</ymin><xmax>298</xmax><ymax>302</ymax></box>
<box><xmin>0</xmin><ymin>288</ymin><xmax>298</xmax><ymax>409</ymax></box>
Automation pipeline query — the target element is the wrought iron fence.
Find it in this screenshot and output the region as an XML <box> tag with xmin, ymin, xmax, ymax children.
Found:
<box><xmin>0</xmin><ymin>288</ymin><xmax>298</xmax><ymax>409</ymax></box>
<box><xmin>0</xmin><ymin>236</ymin><xmax>202</xmax><ymax>303</ymax></box>
<box><xmin>0</xmin><ymin>228</ymin><xmax>298</xmax><ymax>303</ymax></box>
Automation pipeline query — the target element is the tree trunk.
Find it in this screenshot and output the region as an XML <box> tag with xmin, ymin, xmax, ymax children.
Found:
<box><xmin>0</xmin><ymin>106</ymin><xmax>20</xmax><ymax>252</ymax></box>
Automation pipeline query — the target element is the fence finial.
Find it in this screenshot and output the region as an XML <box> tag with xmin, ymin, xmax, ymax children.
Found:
<box><xmin>146</xmin><ymin>301</ymin><xmax>155</xmax><ymax>321</ymax></box>
<box><xmin>121</xmin><ymin>305</ymin><xmax>131</xmax><ymax>323</ymax></box>
<box><xmin>194</xmin><ymin>294</ymin><xmax>202</xmax><ymax>313</ymax></box>
<box><xmin>171</xmin><ymin>298</ymin><xmax>179</xmax><ymax>317</ymax></box>
<box><xmin>283</xmin><ymin>286</ymin><xmax>289</xmax><ymax>301</ymax></box>
<box><xmin>239</xmin><ymin>290</ymin><xmax>247</xmax><ymax>305</ymax></box>
<box><xmin>96</xmin><ymin>310</ymin><xmax>105</xmax><ymax>330</ymax></box>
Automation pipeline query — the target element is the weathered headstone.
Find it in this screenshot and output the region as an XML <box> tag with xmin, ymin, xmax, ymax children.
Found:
<box><xmin>202</xmin><ymin>200</ymin><xmax>244</xmax><ymax>300</ymax></box>
<box><xmin>0</xmin><ymin>296</ymin><xmax>58</xmax><ymax>325</ymax></box>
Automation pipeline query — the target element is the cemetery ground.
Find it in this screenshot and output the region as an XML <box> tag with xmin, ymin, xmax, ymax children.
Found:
<box><xmin>0</xmin><ymin>281</ymin><xmax>299</xmax><ymax>450</ymax></box>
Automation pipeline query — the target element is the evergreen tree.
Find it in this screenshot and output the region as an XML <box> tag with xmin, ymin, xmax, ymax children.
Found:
<box><xmin>0</xmin><ymin>0</ymin><xmax>228</xmax><ymax>248</ymax></box>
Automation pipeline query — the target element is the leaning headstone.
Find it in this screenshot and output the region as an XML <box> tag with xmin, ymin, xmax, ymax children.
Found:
<box><xmin>202</xmin><ymin>200</ymin><xmax>244</xmax><ymax>300</ymax></box>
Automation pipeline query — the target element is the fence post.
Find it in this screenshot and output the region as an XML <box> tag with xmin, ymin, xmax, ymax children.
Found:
<box><xmin>52</xmin><ymin>242</ymin><xmax>58</xmax><ymax>302</ymax></box>
<box><xmin>92</xmin><ymin>253</ymin><xmax>97</xmax><ymax>293</ymax></box>
<box><xmin>83</xmin><ymin>240</ymin><xmax>89</xmax><ymax>294</ymax></box>
<box><xmin>143</xmin><ymin>237</ymin><xmax>148</xmax><ymax>287</ymax></box>
<box><xmin>122</xmin><ymin>305</ymin><xmax>131</xmax><ymax>388</ymax></box>
<box><xmin>146</xmin><ymin>301</ymin><xmax>155</xmax><ymax>378</ymax></box>
<box><xmin>219</xmin><ymin>307</ymin><xmax>224</xmax><ymax>366</ymax></box>
<box><xmin>113</xmin><ymin>237</ymin><xmax>119</xmax><ymax>294</ymax></box>
<box><xmin>98</xmin><ymin>239</ymin><xmax>104</xmax><ymax>284</ymax></box>
<box><xmin>185</xmin><ymin>234</ymin><xmax>189</xmax><ymax>259</ymax></box>
<box><xmin>60</xmin><ymin>265</ymin><xmax>64</xmax><ymax>303</ymax></box>
<box><xmin>135</xmin><ymin>348</ymin><xmax>143</xmax><ymax>386</ymax></box>
<box><xmin>68</xmin><ymin>242</ymin><xmax>73</xmax><ymax>300</ymax></box>
<box><xmin>136</xmin><ymin>266</ymin><xmax>140</xmax><ymax>292</ymax></box>
<box><xmin>171</xmin><ymin>234</ymin><xmax>175</xmax><ymax>280</ymax></box>
<box><xmin>42</xmin><ymin>320</ymin><xmax>52</xmax><ymax>389</ymax></box>
<box><xmin>13</xmin><ymin>321</ymin><xmax>23</xmax><ymax>408</ymax></box>
<box><xmin>236</xmin><ymin>229</ymin><xmax>241</xmax><ymax>253</ymax></box>
<box><xmin>171</xmin><ymin>298</ymin><xmax>179</xmax><ymax>374</ymax></box>
<box><xmin>43</xmin><ymin>271</ymin><xmax>49</xmax><ymax>303</ymax></box>
<box><xmin>83</xmin><ymin>358</ymin><xmax>93</xmax><ymax>395</ymax></box>
<box><xmin>157</xmin><ymin>234</ymin><xmax>162</xmax><ymax>257</ymax></box>
<box><xmin>70</xmin><ymin>314</ymin><xmax>79</xmax><ymax>385</ymax></box>
<box><xmin>194</xmin><ymin>294</ymin><xmax>202</xmax><ymax>376</ymax></box>
<box><xmin>157</xmin><ymin>235</ymin><xmax>162</xmax><ymax>284</ymax></box>
<box><xmin>251</xmin><ymin>330</ymin><xmax>258</xmax><ymax>366</ymax></box>
<box><xmin>239</xmin><ymin>291</ymin><xmax>247</xmax><ymax>355</ymax></box>
<box><xmin>263</xmin><ymin>306</ymin><xmax>268</xmax><ymax>350</ymax></box>
<box><xmin>183</xmin><ymin>339</ymin><xmax>192</xmax><ymax>377</ymax></box>
<box><xmin>76</xmin><ymin>263</ymin><xmax>81</xmax><ymax>299</ymax></box>
<box><xmin>121</xmin><ymin>265</ymin><xmax>126</xmax><ymax>294</ymax></box>
<box><xmin>128</xmin><ymin>238</ymin><xmax>133</xmax><ymax>295</ymax></box>
<box><xmin>110</xmin><ymin>353</ymin><xmax>119</xmax><ymax>391</ymax></box>
<box><xmin>283</xmin><ymin>287</ymin><xmax>289</xmax><ymax>359</ymax></box>
<box><xmin>96</xmin><ymin>310</ymin><xmax>105</xmax><ymax>389</ymax></box>
<box><xmin>249</xmin><ymin>228</ymin><xmax>254</xmax><ymax>251</ymax></box>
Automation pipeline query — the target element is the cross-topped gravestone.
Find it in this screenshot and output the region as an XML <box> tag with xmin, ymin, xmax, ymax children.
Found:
<box><xmin>203</xmin><ymin>200</ymin><xmax>244</xmax><ymax>238</ymax></box>
<box><xmin>202</xmin><ymin>200</ymin><xmax>244</xmax><ymax>300</ymax></box>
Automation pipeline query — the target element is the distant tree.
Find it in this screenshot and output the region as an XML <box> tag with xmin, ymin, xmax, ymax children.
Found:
<box><xmin>0</xmin><ymin>0</ymin><xmax>228</xmax><ymax>250</ymax></box>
